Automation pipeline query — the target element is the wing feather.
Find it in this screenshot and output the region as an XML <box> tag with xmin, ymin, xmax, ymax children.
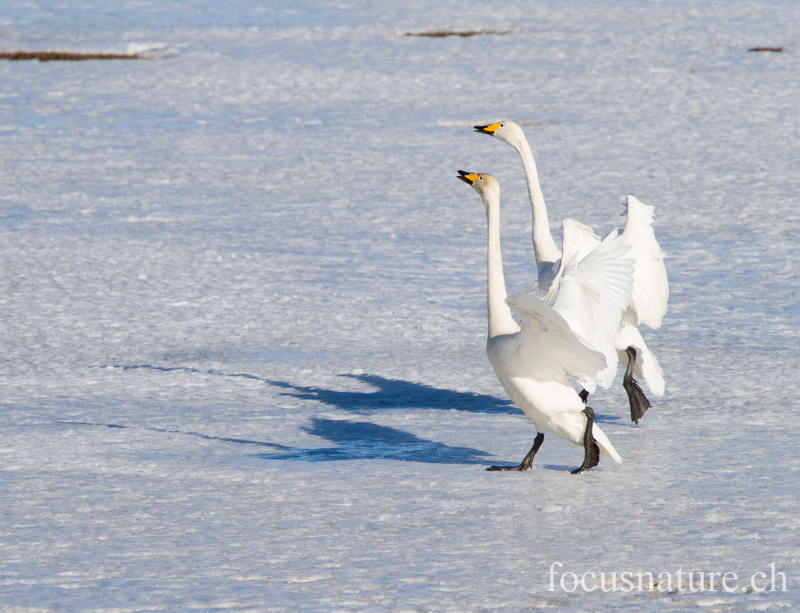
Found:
<box><xmin>549</xmin><ymin>229</ymin><xmax>635</xmax><ymax>389</ymax></box>
<box><xmin>620</xmin><ymin>195</ymin><xmax>669</xmax><ymax>329</ymax></box>
<box><xmin>540</xmin><ymin>219</ymin><xmax>601</xmax><ymax>305</ymax></box>
<box><xmin>504</xmin><ymin>292</ymin><xmax>607</xmax><ymax>390</ymax></box>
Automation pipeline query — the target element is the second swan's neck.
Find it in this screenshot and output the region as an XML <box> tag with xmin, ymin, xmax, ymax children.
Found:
<box><xmin>516</xmin><ymin>139</ymin><xmax>562</xmax><ymax>278</ymax></box>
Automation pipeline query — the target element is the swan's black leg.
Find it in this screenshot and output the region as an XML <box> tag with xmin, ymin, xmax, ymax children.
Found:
<box><xmin>486</xmin><ymin>432</ymin><xmax>544</xmax><ymax>472</ymax></box>
<box><xmin>572</xmin><ymin>407</ymin><xmax>600</xmax><ymax>474</ymax></box>
<box><xmin>623</xmin><ymin>346</ymin><xmax>651</xmax><ymax>424</ymax></box>
<box><xmin>578</xmin><ymin>389</ymin><xmax>589</xmax><ymax>404</ymax></box>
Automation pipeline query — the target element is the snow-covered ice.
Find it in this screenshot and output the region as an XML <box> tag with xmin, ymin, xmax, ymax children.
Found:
<box><xmin>1</xmin><ymin>1</ymin><xmax>799</xmax><ymax>611</ymax></box>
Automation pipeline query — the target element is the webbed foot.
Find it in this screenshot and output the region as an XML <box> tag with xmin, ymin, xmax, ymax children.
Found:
<box><xmin>572</xmin><ymin>407</ymin><xmax>600</xmax><ymax>474</ymax></box>
<box><xmin>486</xmin><ymin>432</ymin><xmax>544</xmax><ymax>472</ymax></box>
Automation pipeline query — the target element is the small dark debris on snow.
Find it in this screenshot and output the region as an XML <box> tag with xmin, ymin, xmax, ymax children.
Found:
<box><xmin>0</xmin><ymin>50</ymin><xmax>141</xmax><ymax>61</ymax></box>
<box><xmin>404</xmin><ymin>29</ymin><xmax>512</xmax><ymax>37</ymax></box>
<box><xmin>747</xmin><ymin>47</ymin><xmax>783</xmax><ymax>53</ymax></box>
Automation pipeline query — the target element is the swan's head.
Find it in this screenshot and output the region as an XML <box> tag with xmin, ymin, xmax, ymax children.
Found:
<box><xmin>474</xmin><ymin>120</ymin><xmax>526</xmax><ymax>149</ymax></box>
<box><xmin>456</xmin><ymin>170</ymin><xmax>500</xmax><ymax>204</ymax></box>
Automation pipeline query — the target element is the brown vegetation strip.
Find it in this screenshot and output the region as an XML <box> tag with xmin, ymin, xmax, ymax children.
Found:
<box><xmin>0</xmin><ymin>51</ymin><xmax>141</xmax><ymax>61</ymax></box>
<box><xmin>404</xmin><ymin>29</ymin><xmax>511</xmax><ymax>37</ymax></box>
<box><xmin>747</xmin><ymin>47</ymin><xmax>783</xmax><ymax>53</ymax></box>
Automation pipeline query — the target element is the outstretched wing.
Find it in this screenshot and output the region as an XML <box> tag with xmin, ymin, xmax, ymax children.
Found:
<box><xmin>549</xmin><ymin>229</ymin><xmax>635</xmax><ymax>390</ymax></box>
<box><xmin>620</xmin><ymin>195</ymin><xmax>669</xmax><ymax>329</ymax></box>
<box><xmin>539</xmin><ymin>218</ymin><xmax>602</xmax><ymax>305</ymax></box>
<box><xmin>504</xmin><ymin>292</ymin><xmax>607</xmax><ymax>390</ymax></box>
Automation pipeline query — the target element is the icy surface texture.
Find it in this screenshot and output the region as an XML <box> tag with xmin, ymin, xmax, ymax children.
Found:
<box><xmin>1</xmin><ymin>1</ymin><xmax>799</xmax><ymax>611</ymax></box>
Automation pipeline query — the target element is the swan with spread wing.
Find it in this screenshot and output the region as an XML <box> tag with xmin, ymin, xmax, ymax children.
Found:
<box><xmin>474</xmin><ymin>120</ymin><xmax>668</xmax><ymax>423</ymax></box>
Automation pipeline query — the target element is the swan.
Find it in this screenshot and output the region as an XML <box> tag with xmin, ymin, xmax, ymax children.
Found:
<box><xmin>474</xmin><ymin>120</ymin><xmax>668</xmax><ymax>423</ymax></box>
<box><xmin>457</xmin><ymin>170</ymin><xmax>634</xmax><ymax>473</ymax></box>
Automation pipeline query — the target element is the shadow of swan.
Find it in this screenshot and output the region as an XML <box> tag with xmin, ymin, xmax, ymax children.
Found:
<box><xmin>109</xmin><ymin>365</ymin><xmax>517</xmax><ymax>415</ymax></box>
<box><xmin>257</xmin><ymin>417</ymin><xmax>492</xmax><ymax>464</ymax></box>
<box><xmin>268</xmin><ymin>373</ymin><xmax>518</xmax><ymax>414</ymax></box>
<box><xmin>60</xmin><ymin>418</ymin><xmax>491</xmax><ymax>465</ymax></box>
<box><xmin>98</xmin><ymin>366</ymin><xmax>522</xmax><ymax>465</ymax></box>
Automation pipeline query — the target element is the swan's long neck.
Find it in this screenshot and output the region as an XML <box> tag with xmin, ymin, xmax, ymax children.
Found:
<box><xmin>516</xmin><ymin>139</ymin><xmax>562</xmax><ymax>275</ymax></box>
<box><xmin>484</xmin><ymin>190</ymin><xmax>520</xmax><ymax>339</ymax></box>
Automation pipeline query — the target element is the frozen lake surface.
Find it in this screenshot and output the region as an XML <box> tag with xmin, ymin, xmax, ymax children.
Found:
<box><xmin>1</xmin><ymin>1</ymin><xmax>799</xmax><ymax>611</ymax></box>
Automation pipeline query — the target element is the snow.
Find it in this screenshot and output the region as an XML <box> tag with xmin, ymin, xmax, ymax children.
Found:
<box><xmin>1</xmin><ymin>1</ymin><xmax>799</xmax><ymax>611</ymax></box>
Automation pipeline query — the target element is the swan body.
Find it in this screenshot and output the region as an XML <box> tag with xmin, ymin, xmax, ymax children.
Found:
<box><xmin>475</xmin><ymin>120</ymin><xmax>669</xmax><ymax>417</ymax></box>
<box><xmin>458</xmin><ymin>170</ymin><xmax>634</xmax><ymax>471</ymax></box>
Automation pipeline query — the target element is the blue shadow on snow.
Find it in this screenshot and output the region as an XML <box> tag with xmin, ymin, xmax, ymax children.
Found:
<box><xmin>257</xmin><ymin>417</ymin><xmax>492</xmax><ymax>464</ymax></box>
<box><xmin>101</xmin><ymin>365</ymin><xmax>523</xmax><ymax>464</ymax></box>
<box><xmin>268</xmin><ymin>373</ymin><xmax>518</xmax><ymax>414</ymax></box>
<box><xmin>114</xmin><ymin>366</ymin><xmax>516</xmax><ymax>414</ymax></box>
<box><xmin>62</xmin><ymin>418</ymin><xmax>491</xmax><ymax>465</ymax></box>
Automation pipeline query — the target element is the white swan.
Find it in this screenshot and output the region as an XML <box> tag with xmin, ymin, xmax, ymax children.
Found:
<box><xmin>474</xmin><ymin>120</ymin><xmax>669</xmax><ymax>422</ymax></box>
<box><xmin>457</xmin><ymin>170</ymin><xmax>634</xmax><ymax>473</ymax></box>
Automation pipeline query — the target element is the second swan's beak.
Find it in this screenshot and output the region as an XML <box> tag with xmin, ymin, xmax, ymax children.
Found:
<box><xmin>474</xmin><ymin>122</ymin><xmax>501</xmax><ymax>135</ymax></box>
<box><xmin>457</xmin><ymin>170</ymin><xmax>479</xmax><ymax>185</ymax></box>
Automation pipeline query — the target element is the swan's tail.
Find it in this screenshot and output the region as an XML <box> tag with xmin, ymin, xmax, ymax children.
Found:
<box><xmin>637</xmin><ymin>345</ymin><xmax>665</xmax><ymax>397</ymax></box>
<box><xmin>591</xmin><ymin>423</ymin><xmax>622</xmax><ymax>464</ymax></box>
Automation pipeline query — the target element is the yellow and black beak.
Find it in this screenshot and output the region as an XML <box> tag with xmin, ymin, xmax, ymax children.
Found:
<box><xmin>473</xmin><ymin>122</ymin><xmax>501</xmax><ymax>136</ymax></box>
<box><xmin>457</xmin><ymin>170</ymin><xmax>479</xmax><ymax>185</ymax></box>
